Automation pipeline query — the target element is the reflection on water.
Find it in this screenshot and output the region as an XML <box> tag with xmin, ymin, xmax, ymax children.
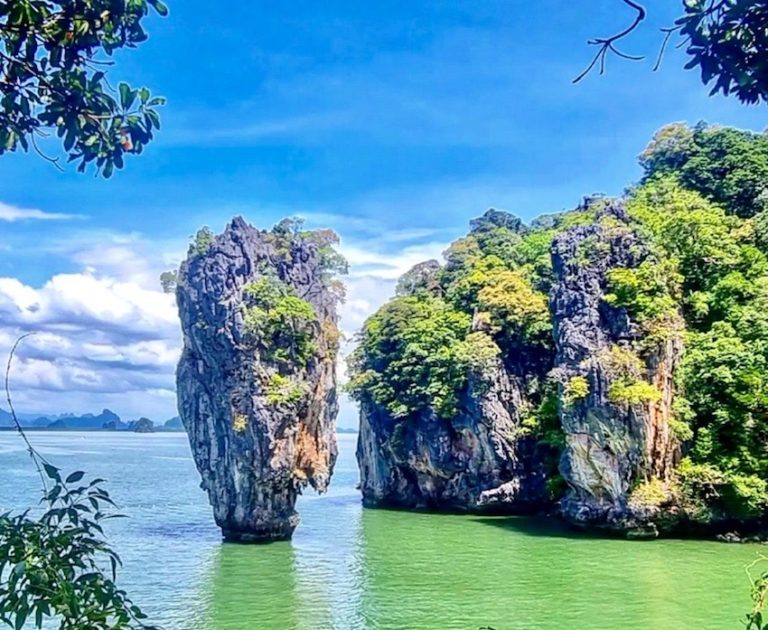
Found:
<box><xmin>196</xmin><ymin>543</ymin><xmax>300</xmax><ymax>629</ymax></box>
<box><xmin>0</xmin><ymin>431</ymin><xmax>759</xmax><ymax>629</ymax></box>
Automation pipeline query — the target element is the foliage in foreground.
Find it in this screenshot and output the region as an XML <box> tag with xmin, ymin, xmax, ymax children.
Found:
<box><xmin>0</xmin><ymin>0</ymin><xmax>167</xmax><ymax>176</ymax></box>
<box><xmin>746</xmin><ymin>556</ymin><xmax>768</xmax><ymax>629</ymax></box>
<box><xmin>0</xmin><ymin>465</ymin><xmax>154</xmax><ymax>629</ymax></box>
<box><xmin>579</xmin><ymin>0</ymin><xmax>768</xmax><ymax>105</ymax></box>
<box><xmin>0</xmin><ymin>335</ymin><xmax>154</xmax><ymax>629</ymax></box>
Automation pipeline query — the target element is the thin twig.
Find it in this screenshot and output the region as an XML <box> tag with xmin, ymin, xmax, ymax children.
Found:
<box><xmin>30</xmin><ymin>133</ymin><xmax>63</xmax><ymax>171</ymax></box>
<box><xmin>653</xmin><ymin>26</ymin><xmax>680</xmax><ymax>71</ymax></box>
<box><xmin>5</xmin><ymin>333</ymin><xmax>48</xmax><ymax>494</ymax></box>
<box><xmin>573</xmin><ymin>0</ymin><xmax>647</xmax><ymax>83</ymax></box>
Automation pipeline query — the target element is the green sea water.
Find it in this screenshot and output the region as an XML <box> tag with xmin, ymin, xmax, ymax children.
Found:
<box><xmin>0</xmin><ymin>431</ymin><xmax>760</xmax><ymax>629</ymax></box>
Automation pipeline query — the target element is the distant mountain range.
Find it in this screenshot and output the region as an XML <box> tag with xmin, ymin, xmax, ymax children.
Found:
<box><xmin>0</xmin><ymin>408</ymin><xmax>185</xmax><ymax>432</ymax></box>
<box><xmin>0</xmin><ymin>408</ymin><xmax>357</xmax><ymax>433</ymax></box>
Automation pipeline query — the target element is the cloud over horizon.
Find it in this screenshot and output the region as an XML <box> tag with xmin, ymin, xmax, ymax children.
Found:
<box><xmin>0</xmin><ymin>206</ymin><xmax>452</xmax><ymax>427</ymax></box>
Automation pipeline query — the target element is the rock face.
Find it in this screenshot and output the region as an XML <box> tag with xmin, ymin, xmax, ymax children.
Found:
<box><xmin>357</xmin><ymin>353</ymin><xmax>550</xmax><ymax>512</ymax></box>
<box><xmin>176</xmin><ymin>218</ymin><xmax>341</xmax><ymax>542</ymax></box>
<box><xmin>551</xmin><ymin>203</ymin><xmax>682</xmax><ymax>532</ymax></box>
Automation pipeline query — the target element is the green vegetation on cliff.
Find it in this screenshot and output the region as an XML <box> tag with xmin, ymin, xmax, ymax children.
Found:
<box><xmin>350</xmin><ymin>122</ymin><xmax>768</xmax><ymax>523</ymax></box>
<box><xmin>243</xmin><ymin>276</ymin><xmax>318</xmax><ymax>368</ymax></box>
<box><xmin>349</xmin><ymin>205</ymin><xmax>579</xmax><ymax>437</ymax></box>
<box><xmin>349</xmin><ymin>297</ymin><xmax>476</xmax><ymax>419</ymax></box>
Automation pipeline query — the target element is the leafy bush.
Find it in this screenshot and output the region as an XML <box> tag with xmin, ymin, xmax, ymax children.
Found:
<box><xmin>604</xmin><ymin>259</ymin><xmax>681</xmax><ymax>336</ymax></box>
<box><xmin>232</xmin><ymin>414</ymin><xmax>248</xmax><ymax>433</ymax></box>
<box><xmin>298</xmin><ymin>227</ymin><xmax>349</xmax><ymax>277</ymax></box>
<box><xmin>190</xmin><ymin>226</ymin><xmax>214</xmax><ymax>256</ymax></box>
<box><xmin>476</xmin><ymin>269</ymin><xmax>551</xmax><ymax>345</ymax></box>
<box><xmin>454</xmin><ymin>332</ymin><xmax>501</xmax><ymax>379</ymax></box>
<box><xmin>677</xmin><ymin>458</ymin><xmax>768</xmax><ymax>521</ymax></box>
<box><xmin>348</xmin><ymin>296</ymin><xmax>472</xmax><ymax>419</ymax></box>
<box><xmin>608</xmin><ymin>380</ymin><xmax>662</xmax><ymax>406</ymax></box>
<box><xmin>243</xmin><ymin>277</ymin><xmax>318</xmax><ymax>368</ymax></box>
<box><xmin>264</xmin><ymin>373</ymin><xmax>306</xmax><ymax>407</ymax></box>
<box><xmin>562</xmin><ymin>376</ymin><xmax>589</xmax><ymax>407</ymax></box>
<box><xmin>629</xmin><ymin>478</ymin><xmax>669</xmax><ymax>509</ymax></box>
<box><xmin>641</xmin><ymin>123</ymin><xmax>768</xmax><ymax>218</ymax></box>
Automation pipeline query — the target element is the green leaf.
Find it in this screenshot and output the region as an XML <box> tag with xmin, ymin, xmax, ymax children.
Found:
<box><xmin>46</xmin><ymin>485</ymin><xmax>61</xmax><ymax>503</ymax></box>
<box><xmin>43</xmin><ymin>463</ymin><xmax>60</xmax><ymax>482</ymax></box>
<box><xmin>66</xmin><ymin>471</ymin><xmax>85</xmax><ymax>484</ymax></box>
<box><xmin>148</xmin><ymin>0</ymin><xmax>170</xmax><ymax>16</ymax></box>
<box><xmin>118</xmin><ymin>83</ymin><xmax>136</xmax><ymax>111</ymax></box>
<box><xmin>14</xmin><ymin>608</ymin><xmax>26</xmax><ymax>630</ymax></box>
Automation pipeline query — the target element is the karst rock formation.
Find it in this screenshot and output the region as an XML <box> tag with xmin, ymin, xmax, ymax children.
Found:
<box><xmin>176</xmin><ymin>217</ymin><xmax>342</xmax><ymax>542</ymax></box>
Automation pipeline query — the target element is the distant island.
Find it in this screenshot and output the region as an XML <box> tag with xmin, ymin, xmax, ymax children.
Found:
<box><xmin>0</xmin><ymin>408</ymin><xmax>186</xmax><ymax>433</ymax></box>
<box><xmin>0</xmin><ymin>407</ymin><xmax>355</xmax><ymax>435</ymax></box>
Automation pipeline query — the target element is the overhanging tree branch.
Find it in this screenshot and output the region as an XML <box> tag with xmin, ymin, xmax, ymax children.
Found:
<box><xmin>573</xmin><ymin>0</ymin><xmax>647</xmax><ymax>83</ymax></box>
<box><xmin>577</xmin><ymin>0</ymin><xmax>768</xmax><ymax>105</ymax></box>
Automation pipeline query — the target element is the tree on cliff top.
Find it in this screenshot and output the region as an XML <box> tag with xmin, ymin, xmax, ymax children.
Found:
<box><xmin>640</xmin><ymin>123</ymin><xmax>768</xmax><ymax>218</ymax></box>
<box><xmin>0</xmin><ymin>0</ymin><xmax>167</xmax><ymax>177</ymax></box>
<box><xmin>576</xmin><ymin>1</ymin><xmax>768</xmax><ymax>105</ymax></box>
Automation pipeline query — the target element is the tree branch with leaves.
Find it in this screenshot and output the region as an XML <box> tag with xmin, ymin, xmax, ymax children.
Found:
<box><xmin>0</xmin><ymin>335</ymin><xmax>157</xmax><ymax>629</ymax></box>
<box><xmin>575</xmin><ymin>0</ymin><xmax>768</xmax><ymax>105</ymax></box>
<box><xmin>0</xmin><ymin>0</ymin><xmax>168</xmax><ymax>177</ymax></box>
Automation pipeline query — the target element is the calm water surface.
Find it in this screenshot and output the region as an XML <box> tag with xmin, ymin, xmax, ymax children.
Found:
<box><xmin>0</xmin><ymin>431</ymin><xmax>759</xmax><ymax>629</ymax></box>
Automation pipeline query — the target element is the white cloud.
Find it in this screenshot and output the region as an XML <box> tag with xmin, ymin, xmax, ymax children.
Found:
<box><xmin>0</xmin><ymin>212</ymin><xmax>453</xmax><ymax>427</ymax></box>
<box><xmin>0</xmin><ymin>273</ymin><xmax>177</xmax><ymax>339</ymax></box>
<box><xmin>0</xmin><ymin>223</ymin><xmax>182</xmax><ymax>421</ymax></box>
<box><xmin>0</xmin><ymin>276</ymin><xmax>180</xmax><ymax>421</ymax></box>
<box><xmin>0</xmin><ymin>202</ymin><xmax>84</xmax><ymax>222</ymax></box>
<box><xmin>341</xmin><ymin>240</ymin><xmax>447</xmax><ymax>281</ymax></box>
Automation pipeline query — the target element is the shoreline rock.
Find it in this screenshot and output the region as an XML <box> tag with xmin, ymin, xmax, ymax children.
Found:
<box><xmin>356</xmin><ymin>333</ymin><xmax>552</xmax><ymax>514</ymax></box>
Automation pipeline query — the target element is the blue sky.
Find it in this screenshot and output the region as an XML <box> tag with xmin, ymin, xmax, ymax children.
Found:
<box><xmin>1</xmin><ymin>1</ymin><xmax>766</xmax><ymax>427</ymax></box>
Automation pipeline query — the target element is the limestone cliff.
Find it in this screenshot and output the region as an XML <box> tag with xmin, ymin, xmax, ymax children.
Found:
<box><xmin>354</xmin><ymin>244</ymin><xmax>552</xmax><ymax>513</ymax></box>
<box><xmin>175</xmin><ymin>217</ymin><xmax>343</xmax><ymax>542</ymax></box>
<box><xmin>356</xmin><ymin>363</ymin><xmax>550</xmax><ymax>512</ymax></box>
<box><xmin>352</xmin><ymin>202</ymin><xmax>686</xmax><ymax>532</ymax></box>
<box><xmin>551</xmin><ymin>203</ymin><xmax>683</xmax><ymax>534</ymax></box>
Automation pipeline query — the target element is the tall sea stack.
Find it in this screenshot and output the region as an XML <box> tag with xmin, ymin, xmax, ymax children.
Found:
<box><xmin>175</xmin><ymin>217</ymin><xmax>344</xmax><ymax>542</ymax></box>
